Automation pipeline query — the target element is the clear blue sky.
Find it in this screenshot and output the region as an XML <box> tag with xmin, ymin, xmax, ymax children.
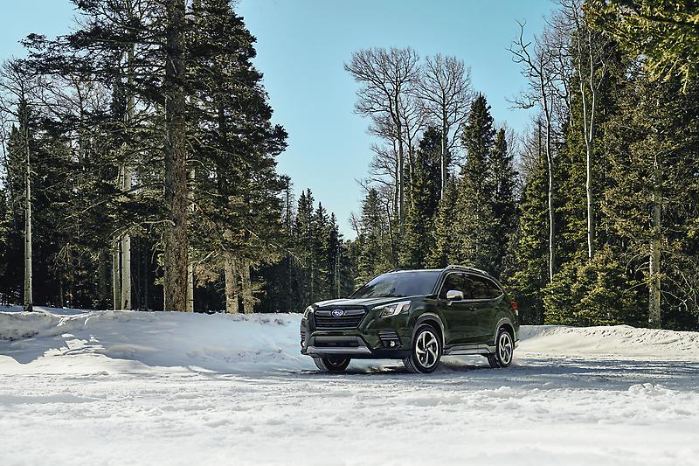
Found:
<box><xmin>1</xmin><ymin>0</ymin><xmax>555</xmax><ymax>237</ymax></box>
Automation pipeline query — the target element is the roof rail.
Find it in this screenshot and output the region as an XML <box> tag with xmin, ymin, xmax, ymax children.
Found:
<box><xmin>445</xmin><ymin>264</ymin><xmax>491</xmax><ymax>275</ymax></box>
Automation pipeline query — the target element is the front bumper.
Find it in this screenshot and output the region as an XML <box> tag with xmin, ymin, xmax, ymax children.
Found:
<box><xmin>300</xmin><ymin>316</ymin><xmax>411</xmax><ymax>359</ymax></box>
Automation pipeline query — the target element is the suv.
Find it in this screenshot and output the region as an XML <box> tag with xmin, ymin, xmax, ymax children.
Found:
<box><xmin>300</xmin><ymin>266</ymin><xmax>519</xmax><ymax>373</ymax></box>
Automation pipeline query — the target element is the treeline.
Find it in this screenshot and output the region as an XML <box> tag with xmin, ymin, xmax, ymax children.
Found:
<box><xmin>0</xmin><ymin>0</ymin><xmax>352</xmax><ymax>313</ymax></box>
<box><xmin>347</xmin><ymin>0</ymin><xmax>698</xmax><ymax>330</ymax></box>
<box><xmin>1</xmin><ymin>0</ymin><xmax>696</xmax><ymax>329</ymax></box>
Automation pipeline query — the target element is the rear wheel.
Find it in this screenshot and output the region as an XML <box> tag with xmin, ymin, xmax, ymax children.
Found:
<box><xmin>313</xmin><ymin>355</ymin><xmax>351</xmax><ymax>372</ymax></box>
<box><xmin>404</xmin><ymin>324</ymin><xmax>442</xmax><ymax>374</ymax></box>
<box><xmin>487</xmin><ymin>327</ymin><xmax>514</xmax><ymax>368</ymax></box>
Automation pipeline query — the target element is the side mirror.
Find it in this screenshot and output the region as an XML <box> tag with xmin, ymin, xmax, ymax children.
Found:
<box><xmin>446</xmin><ymin>289</ymin><xmax>464</xmax><ymax>301</ymax></box>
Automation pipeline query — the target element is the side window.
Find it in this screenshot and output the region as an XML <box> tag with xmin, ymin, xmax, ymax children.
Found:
<box><xmin>469</xmin><ymin>275</ymin><xmax>502</xmax><ymax>299</ymax></box>
<box><xmin>439</xmin><ymin>273</ymin><xmax>473</xmax><ymax>299</ymax></box>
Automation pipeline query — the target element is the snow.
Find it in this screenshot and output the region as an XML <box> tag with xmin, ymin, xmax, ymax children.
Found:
<box><xmin>1</xmin><ymin>308</ymin><xmax>698</xmax><ymax>466</ymax></box>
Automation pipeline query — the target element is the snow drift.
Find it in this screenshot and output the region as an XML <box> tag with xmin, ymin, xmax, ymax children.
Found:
<box><xmin>1</xmin><ymin>308</ymin><xmax>698</xmax><ymax>375</ymax></box>
<box><xmin>519</xmin><ymin>324</ymin><xmax>699</xmax><ymax>361</ymax></box>
<box><xmin>0</xmin><ymin>309</ymin><xmax>315</xmax><ymax>374</ymax></box>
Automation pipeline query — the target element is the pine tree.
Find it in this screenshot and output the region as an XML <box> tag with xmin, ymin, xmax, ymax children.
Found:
<box><xmin>428</xmin><ymin>178</ymin><xmax>459</xmax><ymax>268</ymax></box>
<box><xmin>509</xmin><ymin>128</ymin><xmax>550</xmax><ymax>324</ymax></box>
<box><xmin>544</xmin><ymin>244</ymin><xmax>641</xmax><ymax>325</ymax></box>
<box><xmin>187</xmin><ymin>0</ymin><xmax>287</xmax><ymax>312</ymax></box>
<box><xmin>603</xmin><ymin>71</ymin><xmax>699</xmax><ymax>328</ymax></box>
<box><xmin>490</xmin><ymin>128</ymin><xmax>518</xmax><ymax>278</ymax></box>
<box><xmin>400</xmin><ymin>127</ymin><xmax>441</xmax><ymax>268</ymax></box>
<box><xmin>0</xmin><ymin>125</ymin><xmax>25</xmax><ymax>303</ymax></box>
<box><xmin>453</xmin><ymin>94</ymin><xmax>498</xmax><ymax>270</ymax></box>
<box><xmin>356</xmin><ymin>188</ymin><xmax>390</xmax><ymax>285</ymax></box>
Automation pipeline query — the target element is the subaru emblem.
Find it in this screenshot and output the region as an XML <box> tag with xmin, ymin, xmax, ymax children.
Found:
<box><xmin>331</xmin><ymin>309</ymin><xmax>344</xmax><ymax>318</ymax></box>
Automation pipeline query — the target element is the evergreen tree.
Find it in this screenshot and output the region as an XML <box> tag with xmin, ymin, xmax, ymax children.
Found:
<box><xmin>400</xmin><ymin>127</ymin><xmax>441</xmax><ymax>268</ymax></box>
<box><xmin>509</xmin><ymin>131</ymin><xmax>550</xmax><ymax>324</ymax></box>
<box><xmin>544</xmin><ymin>245</ymin><xmax>641</xmax><ymax>325</ymax></box>
<box><xmin>356</xmin><ymin>188</ymin><xmax>390</xmax><ymax>285</ymax></box>
<box><xmin>453</xmin><ymin>94</ymin><xmax>498</xmax><ymax>270</ymax></box>
<box><xmin>602</xmin><ymin>71</ymin><xmax>699</xmax><ymax>328</ymax></box>
<box><xmin>490</xmin><ymin>128</ymin><xmax>518</xmax><ymax>278</ymax></box>
<box><xmin>428</xmin><ymin>178</ymin><xmax>459</xmax><ymax>268</ymax></box>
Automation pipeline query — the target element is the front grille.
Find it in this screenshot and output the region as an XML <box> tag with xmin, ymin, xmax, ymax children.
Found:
<box><xmin>314</xmin><ymin>308</ymin><xmax>366</xmax><ymax>329</ymax></box>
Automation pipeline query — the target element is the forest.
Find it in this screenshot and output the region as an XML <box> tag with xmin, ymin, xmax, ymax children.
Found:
<box><xmin>0</xmin><ymin>0</ymin><xmax>697</xmax><ymax>331</ymax></box>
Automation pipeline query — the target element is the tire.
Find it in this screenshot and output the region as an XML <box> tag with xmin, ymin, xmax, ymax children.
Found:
<box><xmin>403</xmin><ymin>324</ymin><xmax>442</xmax><ymax>374</ymax></box>
<box><xmin>487</xmin><ymin>327</ymin><xmax>514</xmax><ymax>368</ymax></box>
<box><xmin>313</xmin><ymin>355</ymin><xmax>351</xmax><ymax>373</ymax></box>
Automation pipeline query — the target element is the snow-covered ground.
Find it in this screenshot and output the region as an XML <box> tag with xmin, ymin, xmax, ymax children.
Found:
<box><xmin>1</xmin><ymin>308</ymin><xmax>698</xmax><ymax>466</ymax></box>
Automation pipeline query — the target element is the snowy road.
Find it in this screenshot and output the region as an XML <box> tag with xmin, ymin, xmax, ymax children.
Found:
<box><xmin>1</xmin><ymin>310</ymin><xmax>698</xmax><ymax>466</ymax></box>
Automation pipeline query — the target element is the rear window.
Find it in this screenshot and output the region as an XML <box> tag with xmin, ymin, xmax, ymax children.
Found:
<box><xmin>352</xmin><ymin>271</ymin><xmax>441</xmax><ymax>299</ymax></box>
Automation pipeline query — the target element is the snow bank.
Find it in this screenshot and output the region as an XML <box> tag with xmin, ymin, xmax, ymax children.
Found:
<box><xmin>2</xmin><ymin>308</ymin><xmax>698</xmax><ymax>376</ymax></box>
<box><xmin>519</xmin><ymin>324</ymin><xmax>699</xmax><ymax>361</ymax></box>
<box><xmin>0</xmin><ymin>309</ymin><xmax>314</xmax><ymax>374</ymax></box>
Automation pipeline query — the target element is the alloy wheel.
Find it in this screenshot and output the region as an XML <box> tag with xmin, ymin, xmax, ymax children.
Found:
<box><xmin>415</xmin><ymin>328</ymin><xmax>440</xmax><ymax>369</ymax></box>
<box><xmin>497</xmin><ymin>331</ymin><xmax>513</xmax><ymax>366</ymax></box>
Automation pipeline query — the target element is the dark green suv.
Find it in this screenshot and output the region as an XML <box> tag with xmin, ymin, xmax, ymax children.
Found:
<box><xmin>300</xmin><ymin>266</ymin><xmax>519</xmax><ymax>373</ymax></box>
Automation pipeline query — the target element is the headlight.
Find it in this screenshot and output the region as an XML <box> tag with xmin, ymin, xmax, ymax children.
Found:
<box><xmin>303</xmin><ymin>306</ymin><xmax>313</xmax><ymax>319</ymax></box>
<box><xmin>376</xmin><ymin>301</ymin><xmax>411</xmax><ymax>318</ymax></box>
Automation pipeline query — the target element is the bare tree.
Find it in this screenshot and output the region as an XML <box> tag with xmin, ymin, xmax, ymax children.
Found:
<box><xmin>557</xmin><ymin>0</ymin><xmax>610</xmax><ymax>259</ymax></box>
<box><xmin>416</xmin><ymin>54</ymin><xmax>472</xmax><ymax>198</ymax></box>
<box><xmin>510</xmin><ymin>22</ymin><xmax>561</xmax><ymax>282</ymax></box>
<box><xmin>345</xmin><ymin>47</ymin><xmax>420</xmax><ymax>232</ymax></box>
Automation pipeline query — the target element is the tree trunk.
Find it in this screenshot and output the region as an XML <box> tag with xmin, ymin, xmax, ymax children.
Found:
<box><xmin>112</xmin><ymin>240</ymin><xmax>121</xmax><ymax>309</ymax></box>
<box><xmin>441</xmin><ymin>108</ymin><xmax>448</xmax><ymax>199</ymax></box>
<box><xmin>120</xmin><ymin>164</ymin><xmax>132</xmax><ymax>310</ymax></box>
<box><xmin>97</xmin><ymin>248</ymin><xmax>110</xmax><ymax>306</ymax></box>
<box><xmin>119</xmin><ymin>42</ymin><xmax>135</xmax><ymax>311</ymax></box>
<box><xmin>186</xmin><ymin>168</ymin><xmax>195</xmax><ymax>312</ymax></box>
<box><xmin>394</xmin><ymin>94</ymin><xmax>405</xmax><ymax>233</ymax></box>
<box><xmin>648</xmin><ymin>156</ymin><xmax>662</xmax><ymax>328</ymax></box>
<box><xmin>544</xmin><ymin>114</ymin><xmax>555</xmax><ymax>283</ymax></box>
<box><xmin>241</xmin><ymin>260</ymin><xmax>254</xmax><ymax>314</ymax></box>
<box><xmin>585</xmin><ymin>140</ymin><xmax>594</xmax><ymax>259</ymax></box>
<box><xmin>224</xmin><ymin>253</ymin><xmax>239</xmax><ymax>314</ymax></box>
<box><xmin>163</xmin><ymin>0</ymin><xmax>189</xmax><ymax>312</ymax></box>
<box><xmin>186</xmin><ymin>264</ymin><xmax>194</xmax><ymax>312</ymax></box>
<box><xmin>23</xmin><ymin>124</ymin><xmax>32</xmax><ymax>312</ymax></box>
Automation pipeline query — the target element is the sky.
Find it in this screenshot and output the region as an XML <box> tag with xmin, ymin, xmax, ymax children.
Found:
<box><xmin>1</xmin><ymin>0</ymin><xmax>555</xmax><ymax>237</ymax></box>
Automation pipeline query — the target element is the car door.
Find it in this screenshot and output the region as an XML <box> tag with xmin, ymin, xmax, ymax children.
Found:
<box><xmin>438</xmin><ymin>272</ymin><xmax>480</xmax><ymax>346</ymax></box>
<box><xmin>466</xmin><ymin>274</ymin><xmax>505</xmax><ymax>343</ymax></box>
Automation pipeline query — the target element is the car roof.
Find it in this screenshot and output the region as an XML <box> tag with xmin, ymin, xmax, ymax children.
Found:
<box><xmin>386</xmin><ymin>266</ymin><xmax>496</xmax><ymax>278</ymax></box>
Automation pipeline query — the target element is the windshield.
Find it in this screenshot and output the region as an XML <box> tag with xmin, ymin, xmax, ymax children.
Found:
<box><xmin>351</xmin><ymin>271</ymin><xmax>441</xmax><ymax>299</ymax></box>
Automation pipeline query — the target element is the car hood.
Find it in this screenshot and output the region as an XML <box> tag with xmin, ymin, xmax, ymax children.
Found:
<box><xmin>313</xmin><ymin>297</ymin><xmax>411</xmax><ymax>309</ymax></box>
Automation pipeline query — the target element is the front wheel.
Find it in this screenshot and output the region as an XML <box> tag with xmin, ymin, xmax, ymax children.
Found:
<box><xmin>487</xmin><ymin>327</ymin><xmax>514</xmax><ymax>368</ymax></box>
<box><xmin>313</xmin><ymin>355</ymin><xmax>351</xmax><ymax>373</ymax></box>
<box><xmin>404</xmin><ymin>324</ymin><xmax>442</xmax><ymax>373</ymax></box>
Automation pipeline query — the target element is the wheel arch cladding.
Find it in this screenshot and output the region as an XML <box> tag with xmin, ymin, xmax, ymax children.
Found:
<box><xmin>494</xmin><ymin>318</ymin><xmax>515</xmax><ymax>343</ymax></box>
<box><xmin>414</xmin><ymin>314</ymin><xmax>445</xmax><ymax>347</ymax></box>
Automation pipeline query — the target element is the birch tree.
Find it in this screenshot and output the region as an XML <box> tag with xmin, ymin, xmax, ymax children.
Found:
<box><xmin>510</xmin><ymin>22</ymin><xmax>561</xmax><ymax>282</ymax></box>
<box><xmin>556</xmin><ymin>0</ymin><xmax>611</xmax><ymax>259</ymax></box>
